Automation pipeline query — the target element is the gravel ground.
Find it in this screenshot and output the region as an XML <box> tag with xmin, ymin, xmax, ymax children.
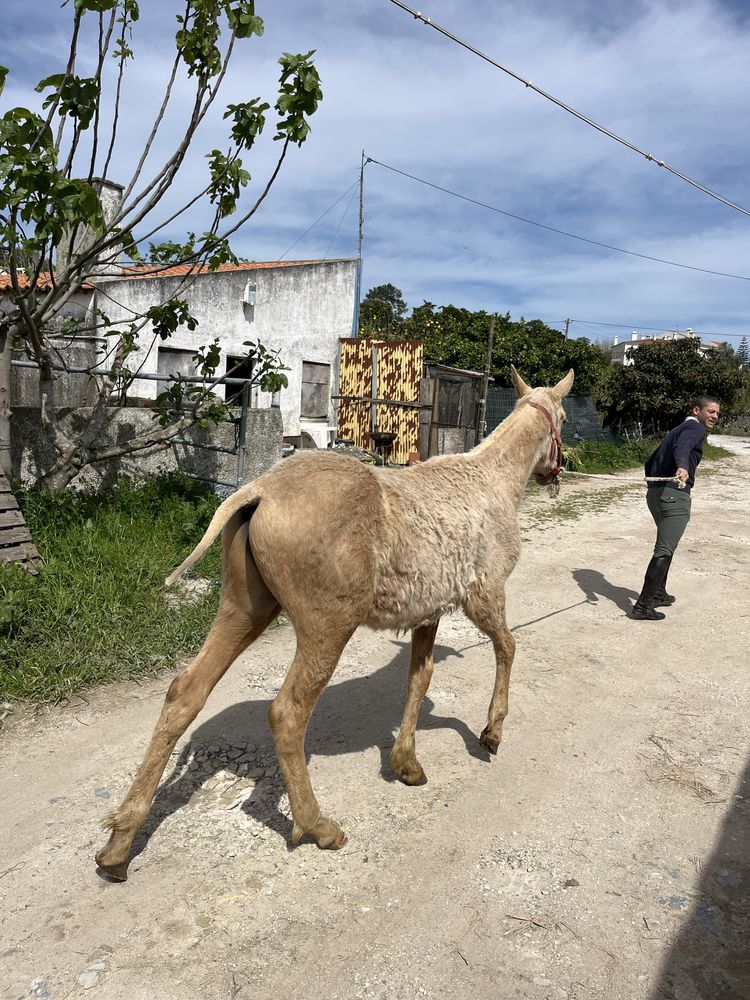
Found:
<box><xmin>1</xmin><ymin>439</ymin><xmax>748</xmax><ymax>1000</ymax></box>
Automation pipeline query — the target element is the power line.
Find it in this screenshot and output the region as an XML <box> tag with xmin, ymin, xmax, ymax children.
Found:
<box><xmin>387</xmin><ymin>0</ymin><xmax>750</xmax><ymax>220</ymax></box>
<box><xmin>365</xmin><ymin>156</ymin><xmax>750</xmax><ymax>282</ymax></box>
<box><xmin>324</xmin><ymin>184</ymin><xmax>359</xmax><ymax>258</ymax></box>
<box><xmin>278</xmin><ymin>177</ymin><xmax>360</xmax><ymax>260</ymax></box>
<box><xmin>568</xmin><ymin>318</ymin><xmax>746</xmax><ymax>340</ymax></box>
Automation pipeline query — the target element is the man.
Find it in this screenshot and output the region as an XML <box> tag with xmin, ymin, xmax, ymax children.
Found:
<box><xmin>631</xmin><ymin>395</ymin><xmax>721</xmax><ymax>621</ymax></box>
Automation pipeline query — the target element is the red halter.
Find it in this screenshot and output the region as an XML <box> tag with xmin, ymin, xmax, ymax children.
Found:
<box><xmin>526</xmin><ymin>400</ymin><xmax>564</xmax><ymax>480</ymax></box>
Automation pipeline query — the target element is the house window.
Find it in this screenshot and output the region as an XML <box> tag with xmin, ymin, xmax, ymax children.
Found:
<box><xmin>224</xmin><ymin>353</ymin><xmax>256</xmax><ymax>403</ymax></box>
<box><xmin>157</xmin><ymin>346</ymin><xmax>196</xmax><ymax>396</ymax></box>
<box><xmin>300</xmin><ymin>361</ymin><xmax>330</xmax><ymax>419</ymax></box>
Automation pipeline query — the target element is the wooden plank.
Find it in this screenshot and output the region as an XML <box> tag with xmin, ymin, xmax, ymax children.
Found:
<box><xmin>419</xmin><ymin>377</ymin><xmax>433</xmax><ymax>461</ymax></box>
<box><xmin>0</xmin><ymin>491</ymin><xmax>20</xmax><ymax>511</ymax></box>
<box><xmin>0</xmin><ymin>509</ymin><xmax>25</xmax><ymax>529</ymax></box>
<box><xmin>0</xmin><ymin>525</ymin><xmax>34</xmax><ymax>546</ymax></box>
<box><xmin>0</xmin><ymin>542</ymin><xmax>41</xmax><ymax>563</ymax></box>
<box><xmin>0</xmin><ymin>472</ymin><xmax>42</xmax><ymax>570</ymax></box>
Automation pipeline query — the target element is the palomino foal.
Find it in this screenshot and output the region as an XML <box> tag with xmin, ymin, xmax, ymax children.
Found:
<box><xmin>95</xmin><ymin>366</ymin><xmax>573</xmax><ymax>879</ymax></box>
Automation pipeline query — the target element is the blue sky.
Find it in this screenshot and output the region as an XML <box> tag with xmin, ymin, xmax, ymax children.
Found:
<box><xmin>2</xmin><ymin>0</ymin><xmax>750</xmax><ymax>345</ymax></box>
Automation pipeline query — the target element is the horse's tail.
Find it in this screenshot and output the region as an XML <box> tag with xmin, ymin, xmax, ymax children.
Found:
<box><xmin>165</xmin><ymin>481</ymin><xmax>263</xmax><ymax>587</ymax></box>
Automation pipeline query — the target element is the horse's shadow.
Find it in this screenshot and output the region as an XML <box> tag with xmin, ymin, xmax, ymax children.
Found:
<box><xmin>125</xmin><ymin>638</ymin><xmax>491</xmax><ymax>863</ymax></box>
<box><xmin>572</xmin><ymin>567</ymin><xmax>638</xmax><ymax>613</ymax></box>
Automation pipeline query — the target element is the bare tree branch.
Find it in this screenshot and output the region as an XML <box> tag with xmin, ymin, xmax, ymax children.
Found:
<box><xmin>101</xmin><ymin>13</ymin><xmax>131</xmax><ymax>179</ymax></box>
<box><xmin>87</xmin><ymin>9</ymin><xmax>118</xmax><ymax>182</ymax></box>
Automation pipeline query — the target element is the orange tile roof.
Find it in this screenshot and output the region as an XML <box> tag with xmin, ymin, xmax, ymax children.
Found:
<box><xmin>0</xmin><ymin>271</ymin><xmax>94</xmax><ymax>291</ymax></box>
<box><xmin>120</xmin><ymin>259</ymin><xmax>354</xmax><ymax>280</ymax></box>
<box><xmin>0</xmin><ymin>271</ymin><xmax>55</xmax><ymax>291</ymax></box>
<box><xmin>1</xmin><ymin>258</ymin><xmax>352</xmax><ymax>292</ymax></box>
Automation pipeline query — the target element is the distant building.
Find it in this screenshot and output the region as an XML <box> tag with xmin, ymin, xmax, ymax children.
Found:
<box><xmin>609</xmin><ymin>328</ymin><xmax>725</xmax><ymax>365</ymax></box>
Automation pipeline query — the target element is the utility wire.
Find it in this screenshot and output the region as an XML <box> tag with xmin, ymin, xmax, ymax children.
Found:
<box><xmin>325</xmin><ymin>184</ymin><xmax>359</xmax><ymax>258</ymax></box>
<box><xmin>278</xmin><ymin>177</ymin><xmax>360</xmax><ymax>260</ymax></box>
<box><xmin>387</xmin><ymin>0</ymin><xmax>750</xmax><ymax>220</ymax></box>
<box><xmin>568</xmin><ymin>318</ymin><xmax>746</xmax><ymax>340</ymax></box>
<box><xmin>366</xmin><ymin>156</ymin><xmax>750</xmax><ymax>282</ymax></box>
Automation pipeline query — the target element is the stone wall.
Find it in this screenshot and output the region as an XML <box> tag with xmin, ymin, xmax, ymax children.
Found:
<box><xmin>11</xmin><ymin>405</ymin><xmax>283</xmax><ymax>491</ymax></box>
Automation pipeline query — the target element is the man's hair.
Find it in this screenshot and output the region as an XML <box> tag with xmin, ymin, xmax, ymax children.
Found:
<box><xmin>690</xmin><ymin>394</ymin><xmax>720</xmax><ymax>411</ymax></box>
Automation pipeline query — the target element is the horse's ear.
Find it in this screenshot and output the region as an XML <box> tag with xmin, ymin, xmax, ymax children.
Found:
<box><xmin>553</xmin><ymin>368</ymin><xmax>575</xmax><ymax>399</ymax></box>
<box><xmin>510</xmin><ymin>365</ymin><xmax>532</xmax><ymax>397</ymax></box>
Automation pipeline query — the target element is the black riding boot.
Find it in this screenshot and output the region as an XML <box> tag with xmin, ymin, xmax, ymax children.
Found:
<box><xmin>631</xmin><ymin>555</ymin><xmax>671</xmax><ymax>620</ymax></box>
<box><xmin>653</xmin><ymin>554</ymin><xmax>675</xmax><ymax>607</ymax></box>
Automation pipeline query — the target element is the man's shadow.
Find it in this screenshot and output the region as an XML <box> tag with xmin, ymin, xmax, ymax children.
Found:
<box><xmin>572</xmin><ymin>568</ymin><xmax>638</xmax><ymax>613</ymax></box>
<box><xmin>124</xmin><ymin>638</ymin><xmax>492</xmax><ymax>863</ymax></box>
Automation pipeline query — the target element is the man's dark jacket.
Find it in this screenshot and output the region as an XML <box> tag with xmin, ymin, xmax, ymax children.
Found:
<box><xmin>645</xmin><ymin>417</ymin><xmax>706</xmax><ymax>493</ymax></box>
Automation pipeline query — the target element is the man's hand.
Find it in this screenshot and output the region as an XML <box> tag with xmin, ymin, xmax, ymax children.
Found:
<box><xmin>675</xmin><ymin>467</ymin><xmax>689</xmax><ymax>484</ymax></box>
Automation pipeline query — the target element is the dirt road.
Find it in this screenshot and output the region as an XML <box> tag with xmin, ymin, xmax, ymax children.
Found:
<box><xmin>2</xmin><ymin>441</ymin><xmax>748</xmax><ymax>1000</ymax></box>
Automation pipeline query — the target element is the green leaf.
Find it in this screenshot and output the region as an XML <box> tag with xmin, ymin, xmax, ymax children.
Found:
<box><xmin>36</xmin><ymin>74</ymin><xmax>100</xmax><ymax>130</ymax></box>
<box><xmin>74</xmin><ymin>0</ymin><xmax>119</xmax><ymax>12</ymax></box>
<box><xmin>0</xmin><ymin>65</ymin><xmax>8</xmax><ymax>98</ymax></box>
<box><xmin>146</xmin><ymin>299</ymin><xmax>199</xmax><ymax>340</ymax></box>
<box><xmin>274</xmin><ymin>51</ymin><xmax>322</xmax><ymax>146</ymax></box>
<box><xmin>35</xmin><ymin>73</ymin><xmax>65</xmax><ymax>94</ymax></box>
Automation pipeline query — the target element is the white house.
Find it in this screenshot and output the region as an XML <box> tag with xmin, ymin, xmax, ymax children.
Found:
<box><xmin>96</xmin><ymin>258</ymin><xmax>358</xmax><ymax>449</ymax></box>
<box><xmin>610</xmin><ymin>329</ymin><xmax>724</xmax><ymax>365</ymax></box>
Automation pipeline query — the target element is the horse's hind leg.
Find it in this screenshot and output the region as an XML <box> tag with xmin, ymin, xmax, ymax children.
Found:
<box><xmin>390</xmin><ymin>619</ymin><xmax>439</xmax><ymax>785</ymax></box>
<box><xmin>464</xmin><ymin>583</ymin><xmax>516</xmax><ymax>755</ymax></box>
<box><xmin>268</xmin><ymin>622</ymin><xmax>354</xmax><ymax>849</ymax></box>
<box><xmin>95</xmin><ymin>514</ymin><xmax>279</xmax><ymax>881</ymax></box>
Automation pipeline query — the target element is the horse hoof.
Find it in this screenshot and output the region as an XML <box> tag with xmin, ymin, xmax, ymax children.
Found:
<box><xmin>95</xmin><ymin>858</ymin><xmax>129</xmax><ymax>882</ymax></box>
<box><xmin>316</xmin><ymin>825</ymin><xmax>347</xmax><ymax>850</ymax></box>
<box><xmin>294</xmin><ymin>817</ymin><xmax>348</xmax><ymax>851</ymax></box>
<box><xmin>480</xmin><ymin>730</ymin><xmax>500</xmax><ymax>755</ymax></box>
<box><xmin>396</xmin><ymin>764</ymin><xmax>427</xmax><ymax>786</ymax></box>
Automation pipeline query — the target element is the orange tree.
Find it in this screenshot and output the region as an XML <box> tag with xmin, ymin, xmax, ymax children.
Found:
<box><xmin>403</xmin><ymin>303</ymin><xmax>607</xmax><ymax>394</ymax></box>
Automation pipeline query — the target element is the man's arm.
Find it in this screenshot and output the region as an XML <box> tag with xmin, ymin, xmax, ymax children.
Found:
<box><xmin>672</xmin><ymin>423</ymin><xmax>705</xmax><ymax>481</ymax></box>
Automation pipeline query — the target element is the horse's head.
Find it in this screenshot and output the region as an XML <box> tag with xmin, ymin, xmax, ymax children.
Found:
<box><xmin>511</xmin><ymin>366</ymin><xmax>575</xmax><ymax>486</ymax></box>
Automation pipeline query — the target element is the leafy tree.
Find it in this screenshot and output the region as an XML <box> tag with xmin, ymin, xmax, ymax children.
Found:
<box><xmin>0</xmin><ymin>1</ymin><xmax>322</xmax><ymax>490</ymax></box>
<box><xmin>365</xmin><ymin>283</ymin><xmax>407</xmax><ymax>320</ymax></box>
<box><xmin>403</xmin><ymin>304</ymin><xmax>607</xmax><ymax>393</ymax></box>
<box><xmin>596</xmin><ymin>338</ymin><xmax>743</xmax><ymax>433</ymax></box>
<box><xmin>359</xmin><ymin>283</ymin><xmax>408</xmax><ymax>340</ymax></box>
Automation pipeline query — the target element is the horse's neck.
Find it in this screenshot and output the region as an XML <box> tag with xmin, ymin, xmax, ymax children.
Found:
<box><xmin>472</xmin><ymin>404</ymin><xmax>548</xmax><ymax>506</ymax></box>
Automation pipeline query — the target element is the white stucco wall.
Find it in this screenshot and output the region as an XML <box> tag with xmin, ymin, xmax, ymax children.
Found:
<box><xmin>92</xmin><ymin>259</ymin><xmax>358</xmax><ymax>447</ymax></box>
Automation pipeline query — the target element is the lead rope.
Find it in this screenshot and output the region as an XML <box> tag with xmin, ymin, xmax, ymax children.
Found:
<box><xmin>560</xmin><ymin>470</ymin><xmax>687</xmax><ymax>489</ymax></box>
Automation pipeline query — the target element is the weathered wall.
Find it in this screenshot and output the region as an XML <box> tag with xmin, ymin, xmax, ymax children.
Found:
<box><xmin>92</xmin><ymin>259</ymin><xmax>358</xmax><ymax>448</ymax></box>
<box><xmin>11</xmin><ymin>406</ymin><xmax>283</xmax><ymax>490</ymax></box>
<box><xmin>9</xmin><ymin>292</ymin><xmax>99</xmax><ymax>409</ymax></box>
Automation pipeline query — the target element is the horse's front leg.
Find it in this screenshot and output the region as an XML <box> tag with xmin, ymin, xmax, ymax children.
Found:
<box><xmin>464</xmin><ymin>585</ymin><xmax>516</xmax><ymax>754</ymax></box>
<box><xmin>391</xmin><ymin>619</ymin><xmax>440</xmax><ymax>784</ymax></box>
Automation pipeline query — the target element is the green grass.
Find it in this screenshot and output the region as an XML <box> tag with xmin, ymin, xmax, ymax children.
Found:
<box><xmin>563</xmin><ymin>438</ymin><xmax>656</xmax><ymax>474</ymax></box>
<box><xmin>0</xmin><ymin>475</ymin><xmax>225</xmax><ymax>704</ymax></box>
<box><xmin>703</xmin><ymin>441</ymin><xmax>733</xmax><ymax>460</ymax></box>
